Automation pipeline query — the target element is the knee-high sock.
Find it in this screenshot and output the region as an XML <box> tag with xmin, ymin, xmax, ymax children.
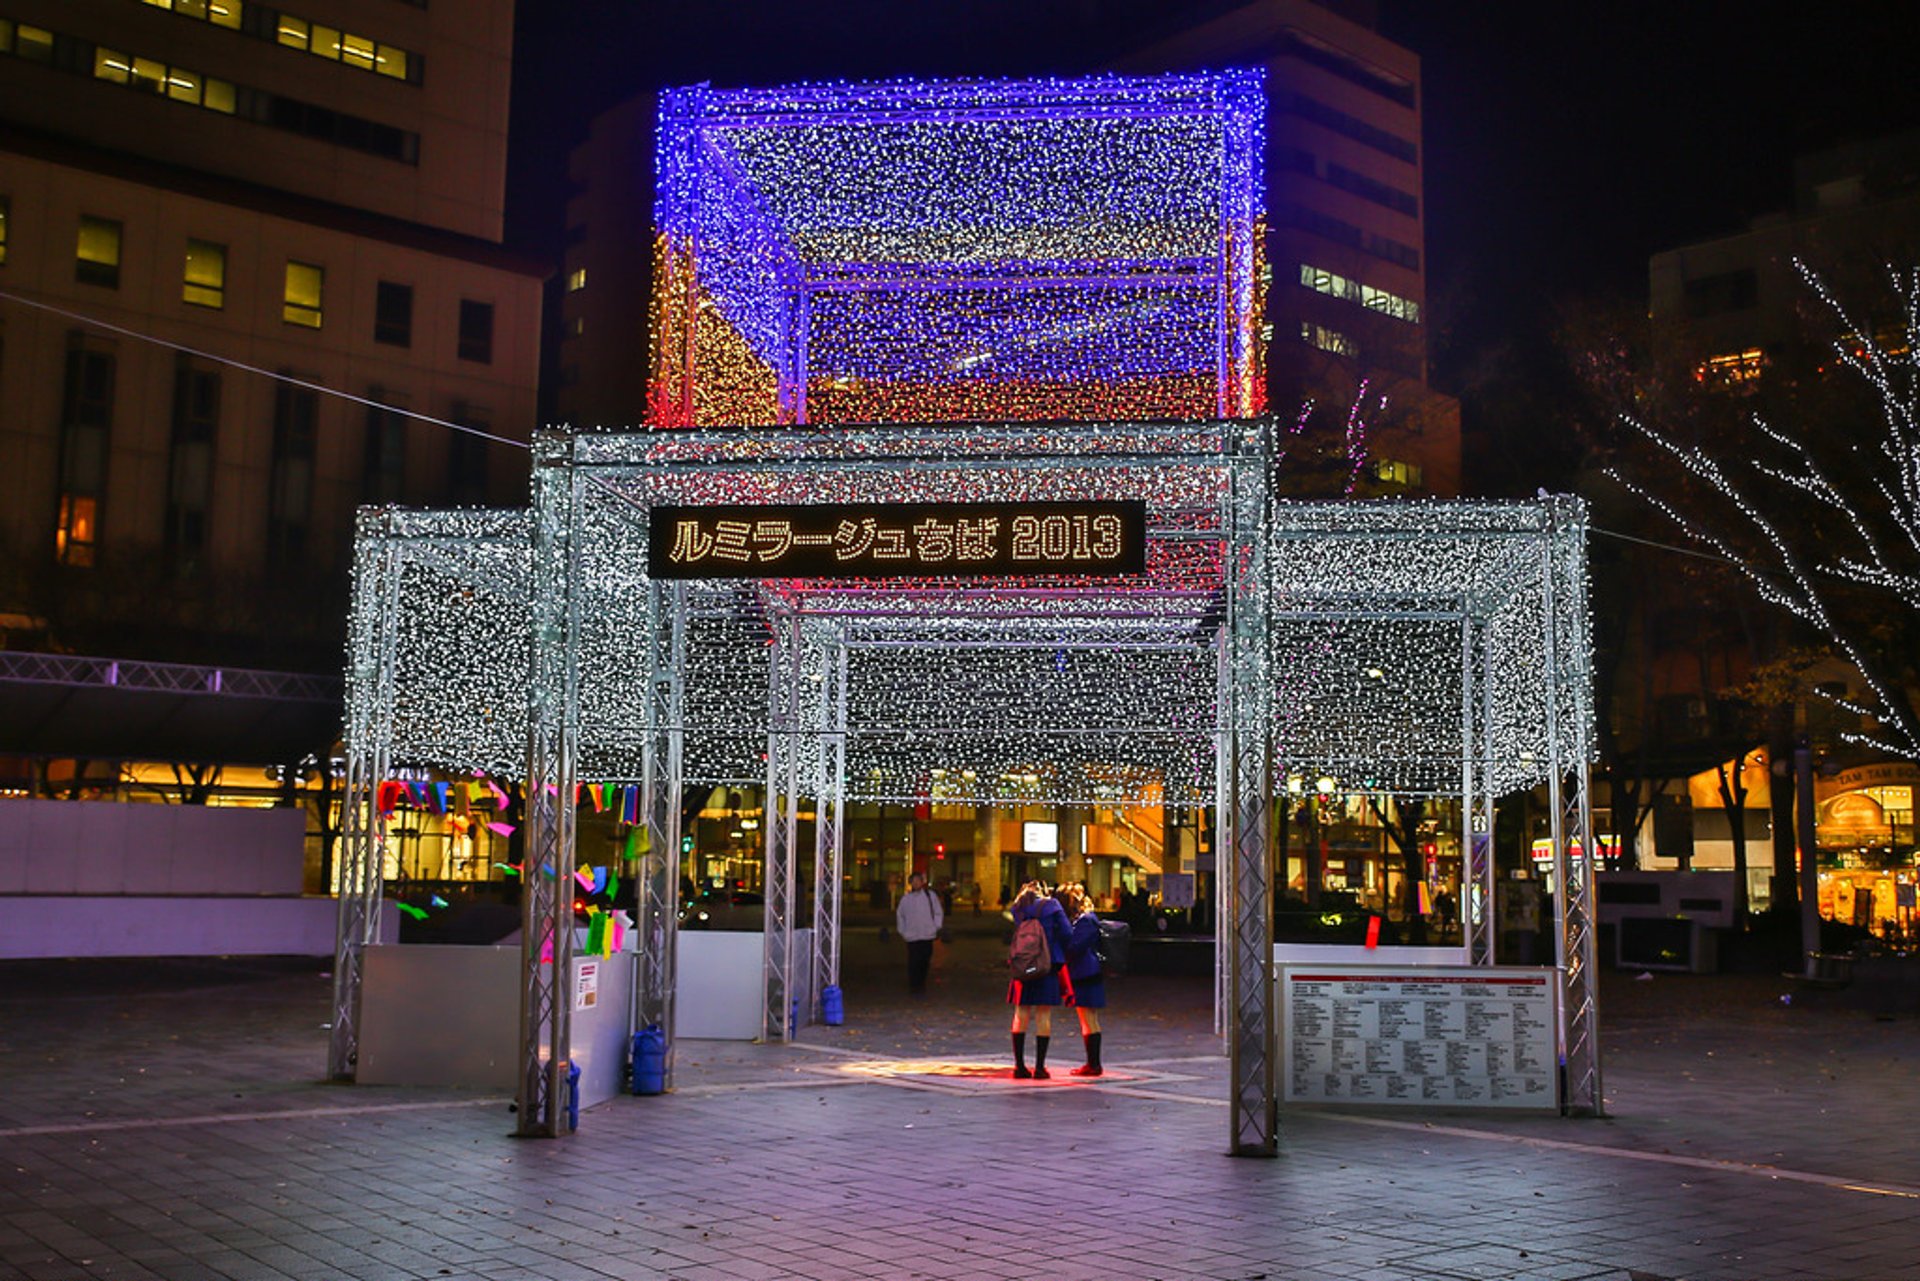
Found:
<box><xmin>1034</xmin><ymin>1035</ymin><xmax>1050</xmax><ymax>1069</ymax></box>
<box><xmin>1086</xmin><ymin>1032</ymin><xmax>1102</xmax><ymax>1069</ymax></box>
<box><xmin>1012</xmin><ymin>1032</ymin><xmax>1026</xmax><ymax>1069</ymax></box>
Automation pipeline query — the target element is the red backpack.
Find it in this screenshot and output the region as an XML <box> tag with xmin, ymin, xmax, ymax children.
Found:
<box><xmin>1009</xmin><ymin>917</ymin><xmax>1051</xmax><ymax>980</ymax></box>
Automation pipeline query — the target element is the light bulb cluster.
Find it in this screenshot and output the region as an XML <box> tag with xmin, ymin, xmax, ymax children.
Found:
<box><xmin>347</xmin><ymin>429</ymin><xmax>1594</xmax><ymax>814</ymax></box>
<box><xmin>650</xmin><ymin>70</ymin><xmax>1266</xmax><ymax>430</ymax></box>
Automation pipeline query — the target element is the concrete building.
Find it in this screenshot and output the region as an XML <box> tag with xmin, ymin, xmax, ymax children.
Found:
<box><xmin>0</xmin><ymin>0</ymin><xmax>542</xmax><ymax>677</ymax></box>
<box><xmin>1650</xmin><ymin>129</ymin><xmax>1920</xmax><ymax>384</ymax></box>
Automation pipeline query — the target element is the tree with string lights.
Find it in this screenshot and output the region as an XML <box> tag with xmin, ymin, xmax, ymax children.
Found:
<box><xmin>1606</xmin><ymin>262</ymin><xmax>1920</xmax><ymax>767</ymax></box>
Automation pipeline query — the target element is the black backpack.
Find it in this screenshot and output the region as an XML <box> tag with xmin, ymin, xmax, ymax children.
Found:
<box><xmin>1094</xmin><ymin>917</ymin><xmax>1131</xmax><ymax>976</ymax></box>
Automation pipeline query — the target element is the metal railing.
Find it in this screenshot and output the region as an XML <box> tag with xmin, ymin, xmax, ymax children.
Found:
<box><xmin>0</xmin><ymin>651</ymin><xmax>338</xmax><ymax>702</ymax></box>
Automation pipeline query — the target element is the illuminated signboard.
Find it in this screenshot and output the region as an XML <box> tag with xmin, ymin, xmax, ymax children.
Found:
<box><xmin>1529</xmin><ymin>835</ymin><xmax>1622</xmax><ymax>866</ymax></box>
<box><xmin>647</xmin><ymin>502</ymin><xmax>1147</xmax><ymax>579</ymax></box>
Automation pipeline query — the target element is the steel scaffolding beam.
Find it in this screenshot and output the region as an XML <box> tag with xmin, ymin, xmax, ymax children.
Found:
<box><xmin>1225</xmin><ymin>422</ymin><xmax>1275</xmax><ymax>1157</ymax></box>
<box><xmin>761</xmin><ymin>609</ymin><xmax>804</xmax><ymax>1042</ymax></box>
<box><xmin>811</xmin><ymin>634</ymin><xmax>849</xmax><ymax>1019</ymax></box>
<box><xmin>518</xmin><ymin>440</ymin><xmax>582</xmax><ymax>1137</ymax></box>
<box><xmin>329</xmin><ymin>516</ymin><xmax>400</xmax><ymax>1080</ymax></box>
<box><xmin>638</xmin><ymin>578</ymin><xmax>687</xmax><ymax>1087</ymax></box>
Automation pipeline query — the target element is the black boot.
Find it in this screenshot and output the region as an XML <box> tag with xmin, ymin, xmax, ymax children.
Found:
<box><xmin>1033</xmin><ymin>1035</ymin><xmax>1051</xmax><ymax>1079</ymax></box>
<box><xmin>1012</xmin><ymin>1032</ymin><xmax>1031</xmax><ymax>1079</ymax></box>
<box><xmin>1073</xmin><ymin>1032</ymin><xmax>1103</xmax><ymax>1076</ymax></box>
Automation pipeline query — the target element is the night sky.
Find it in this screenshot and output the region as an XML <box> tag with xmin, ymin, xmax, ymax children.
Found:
<box><xmin>507</xmin><ymin>1</ymin><xmax>1920</xmax><ymax>481</ymax></box>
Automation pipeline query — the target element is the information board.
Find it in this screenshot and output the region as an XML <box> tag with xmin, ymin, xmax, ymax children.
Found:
<box><xmin>648</xmin><ymin>501</ymin><xmax>1146</xmax><ymax>579</ymax></box>
<box><xmin>1279</xmin><ymin>965</ymin><xmax>1558</xmax><ymax>1110</ymax></box>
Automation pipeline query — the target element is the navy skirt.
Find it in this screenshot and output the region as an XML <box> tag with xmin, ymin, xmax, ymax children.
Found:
<box><xmin>1067</xmin><ymin>973</ymin><xmax>1105</xmax><ymax>1009</ymax></box>
<box><xmin>1007</xmin><ymin>969</ymin><xmax>1063</xmax><ymax>1006</ymax></box>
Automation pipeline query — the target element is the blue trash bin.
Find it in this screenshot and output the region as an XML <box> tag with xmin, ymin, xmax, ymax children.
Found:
<box><xmin>821</xmin><ymin>984</ymin><xmax>844</xmax><ymax>1026</ymax></box>
<box><xmin>631</xmin><ymin>1024</ymin><xmax>666</xmax><ymax>1095</ymax></box>
<box><xmin>564</xmin><ymin>1061</ymin><xmax>580</xmax><ymax>1132</ymax></box>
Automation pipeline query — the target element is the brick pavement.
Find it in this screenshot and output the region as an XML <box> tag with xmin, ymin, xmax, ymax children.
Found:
<box><xmin>3</xmin><ymin>933</ymin><xmax>1919</xmax><ymax>1281</ymax></box>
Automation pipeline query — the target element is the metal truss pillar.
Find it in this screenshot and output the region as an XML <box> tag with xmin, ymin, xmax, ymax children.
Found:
<box><xmin>810</xmin><ymin>634</ymin><xmax>848</xmax><ymax>1020</ymax></box>
<box><xmin>1462</xmin><ymin>617</ymin><xmax>1497</xmax><ymax>967</ymax></box>
<box><xmin>518</xmin><ymin>436</ymin><xmax>582</xmax><ymax>1137</ymax></box>
<box><xmin>1543</xmin><ymin>499</ymin><xmax>1602</xmax><ymax>1116</ymax></box>
<box><xmin>330</xmin><ymin>515</ymin><xmax>400</xmax><ymax>1080</ymax></box>
<box><xmin>1226</xmin><ymin>426</ymin><xmax>1276</xmax><ymax>1156</ymax></box>
<box><xmin>638</xmin><ymin>579</ymin><xmax>687</xmax><ymax>1086</ymax></box>
<box><xmin>761</xmin><ymin>609</ymin><xmax>804</xmax><ymax>1041</ymax></box>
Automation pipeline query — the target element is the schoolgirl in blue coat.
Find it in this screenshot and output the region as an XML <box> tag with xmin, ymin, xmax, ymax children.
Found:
<box><xmin>1007</xmin><ymin>882</ymin><xmax>1072</xmax><ymax>1079</ymax></box>
<box><xmin>1055</xmin><ymin>883</ymin><xmax>1106</xmax><ymax>1076</ymax></box>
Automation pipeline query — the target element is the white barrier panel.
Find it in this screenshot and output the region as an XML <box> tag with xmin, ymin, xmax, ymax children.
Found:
<box><xmin>1278</xmin><ymin>964</ymin><xmax>1559</xmax><ymax>1110</ymax></box>
<box><xmin>0</xmin><ymin>799</ymin><xmax>306</xmax><ymax>896</ymax></box>
<box><xmin>0</xmin><ymin>895</ymin><xmax>388</xmax><ymax>959</ymax></box>
<box><xmin>674</xmin><ymin>929</ymin><xmax>814</xmax><ymax>1040</ymax></box>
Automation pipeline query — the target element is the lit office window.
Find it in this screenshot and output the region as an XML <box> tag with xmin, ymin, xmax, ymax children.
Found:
<box><xmin>566</xmin><ymin>267</ymin><xmax>587</xmax><ymax>292</ymax></box>
<box><xmin>274</xmin><ymin>11</ymin><xmax>417</xmax><ymax>82</ymax></box>
<box><xmin>76</xmin><ymin>217</ymin><xmax>123</xmax><ymax>289</ymax></box>
<box><xmin>57</xmin><ymin>338</ymin><xmax>117</xmax><ymax>568</ymax></box>
<box><xmin>1694</xmin><ymin>348</ymin><xmax>1768</xmax><ymax>389</ymax></box>
<box><xmin>15</xmin><ymin>23</ymin><xmax>54</xmax><ymax>62</ymax></box>
<box><xmin>283</xmin><ymin>260</ymin><xmax>323</xmax><ymax>328</ymax></box>
<box><xmin>94</xmin><ymin>47</ymin><xmax>132</xmax><ymax>84</ymax></box>
<box><xmin>457</xmin><ymin>300</ymin><xmax>494</xmax><ymax>364</ymax></box>
<box><xmin>1373</xmin><ymin>459</ymin><xmax>1423</xmax><ymax>488</ymax></box>
<box><xmin>183</xmin><ymin>239</ymin><xmax>226</xmax><ymax>308</ymax></box>
<box><xmin>1298</xmin><ymin>262</ymin><xmax>1421</xmax><ymax>324</ymax></box>
<box><xmin>144</xmin><ymin>0</ymin><xmax>244</xmax><ymax>28</ymax></box>
<box><xmin>89</xmin><ymin>41</ymin><xmax>232</xmax><ymax>111</ymax></box>
<box><xmin>1300</xmin><ymin>321</ymin><xmax>1357</xmax><ymax>358</ymax></box>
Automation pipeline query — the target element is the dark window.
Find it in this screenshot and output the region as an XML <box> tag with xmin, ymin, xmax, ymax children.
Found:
<box><xmin>166</xmin><ymin>357</ymin><xmax>220</xmax><ymax>570</ymax></box>
<box><xmin>267</xmin><ymin>381</ymin><xmax>317</xmax><ymax>566</ymax></box>
<box><xmin>56</xmin><ymin>336</ymin><xmax>115</xmax><ymax>566</ymax></box>
<box><xmin>75</xmin><ymin>216</ymin><xmax>122</xmax><ymax>288</ymax></box>
<box><xmin>363</xmin><ymin>394</ymin><xmax>407</xmax><ymax>503</ymax></box>
<box><xmin>1281</xmin><ymin>91</ymin><xmax>1417</xmax><ymax>164</ymax></box>
<box><xmin>374</xmin><ymin>281</ymin><xmax>413</xmax><ymax>347</ymax></box>
<box><xmin>1325</xmin><ymin>164</ymin><xmax>1418</xmax><ymax>217</ymax></box>
<box><xmin>1276</xmin><ymin>203</ymin><xmax>1419</xmax><ymax>271</ymax></box>
<box><xmin>448</xmin><ymin>405</ymin><xmax>489</xmax><ymax>505</ymax></box>
<box><xmin>0</xmin><ymin>195</ymin><xmax>10</xmax><ymax>264</ymax></box>
<box><xmin>457</xmin><ymin>299</ymin><xmax>493</xmax><ymax>364</ymax></box>
<box><xmin>1683</xmin><ymin>269</ymin><xmax>1759</xmax><ymax>318</ymax></box>
<box><xmin>1275</xmin><ymin>31</ymin><xmax>1417</xmax><ymax>108</ymax></box>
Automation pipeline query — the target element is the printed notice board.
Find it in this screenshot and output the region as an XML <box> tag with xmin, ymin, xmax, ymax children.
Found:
<box><xmin>1279</xmin><ymin>965</ymin><xmax>1559</xmax><ymax>1110</ymax></box>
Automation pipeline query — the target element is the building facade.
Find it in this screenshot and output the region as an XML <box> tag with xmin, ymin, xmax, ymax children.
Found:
<box><xmin>0</xmin><ymin>0</ymin><xmax>541</xmax><ymax>675</ymax></box>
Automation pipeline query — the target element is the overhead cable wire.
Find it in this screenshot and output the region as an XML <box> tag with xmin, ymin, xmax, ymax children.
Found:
<box><xmin>0</xmin><ymin>288</ymin><xmax>531</xmax><ymax>450</ymax></box>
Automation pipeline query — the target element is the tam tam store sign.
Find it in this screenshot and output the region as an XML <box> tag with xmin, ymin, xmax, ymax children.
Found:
<box><xmin>648</xmin><ymin>502</ymin><xmax>1147</xmax><ymax>579</ymax></box>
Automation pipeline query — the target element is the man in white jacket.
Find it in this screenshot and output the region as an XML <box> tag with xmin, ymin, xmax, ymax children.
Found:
<box><xmin>895</xmin><ymin>871</ymin><xmax>944</xmax><ymax>995</ymax></box>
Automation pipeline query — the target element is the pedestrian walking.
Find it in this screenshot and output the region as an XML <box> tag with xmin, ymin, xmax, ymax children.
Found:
<box><xmin>895</xmin><ymin>871</ymin><xmax>944</xmax><ymax>995</ymax></box>
<box><xmin>1007</xmin><ymin>881</ymin><xmax>1072</xmax><ymax>1078</ymax></box>
<box><xmin>1055</xmin><ymin>883</ymin><xmax>1106</xmax><ymax>1075</ymax></box>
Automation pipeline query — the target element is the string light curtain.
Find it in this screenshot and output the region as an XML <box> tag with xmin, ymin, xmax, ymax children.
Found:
<box><xmin>650</xmin><ymin>71</ymin><xmax>1267</xmax><ymax>429</ymax></box>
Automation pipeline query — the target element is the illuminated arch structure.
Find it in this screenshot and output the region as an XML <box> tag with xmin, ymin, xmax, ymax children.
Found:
<box><xmin>330</xmin><ymin>72</ymin><xmax>1597</xmax><ymax>1155</ymax></box>
<box><xmin>331</xmin><ymin>424</ymin><xmax>1598</xmax><ymax>1154</ymax></box>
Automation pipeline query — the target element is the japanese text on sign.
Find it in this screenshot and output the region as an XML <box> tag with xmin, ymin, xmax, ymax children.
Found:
<box><xmin>647</xmin><ymin>502</ymin><xmax>1147</xmax><ymax>579</ymax></box>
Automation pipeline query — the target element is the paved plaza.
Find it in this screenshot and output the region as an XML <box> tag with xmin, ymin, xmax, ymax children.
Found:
<box><xmin>4</xmin><ymin>926</ymin><xmax>1920</xmax><ymax>1281</ymax></box>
